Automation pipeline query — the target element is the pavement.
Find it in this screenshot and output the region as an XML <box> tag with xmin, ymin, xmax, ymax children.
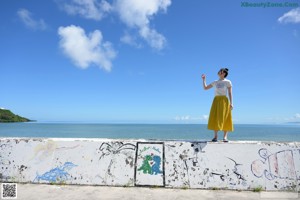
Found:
<box><xmin>2</xmin><ymin>183</ymin><xmax>300</xmax><ymax>200</ymax></box>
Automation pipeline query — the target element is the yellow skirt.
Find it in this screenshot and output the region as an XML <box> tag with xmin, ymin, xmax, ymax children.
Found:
<box><xmin>208</xmin><ymin>96</ymin><xmax>233</xmax><ymax>132</ymax></box>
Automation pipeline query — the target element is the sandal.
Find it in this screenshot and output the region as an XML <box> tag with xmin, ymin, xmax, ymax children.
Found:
<box><xmin>223</xmin><ymin>139</ymin><xmax>229</xmax><ymax>143</ymax></box>
<box><xmin>211</xmin><ymin>138</ymin><xmax>218</xmax><ymax>142</ymax></box>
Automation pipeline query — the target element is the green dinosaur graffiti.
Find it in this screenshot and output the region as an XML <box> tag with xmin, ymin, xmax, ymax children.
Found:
<box><xmin>138</xmin><ymin>154</ymin><xmax>163</xmax><ymax>175</ymax></box>
<box><xmin>138</xmin><ymin>155</ymin><xmax>152</xmax><ymax>174</ymax></box>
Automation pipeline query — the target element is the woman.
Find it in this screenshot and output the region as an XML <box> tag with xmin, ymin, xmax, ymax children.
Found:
<box><xmin>202</xmin><ymin>68</ymin><xmax>233</xmax><ymax>142</ymax></box>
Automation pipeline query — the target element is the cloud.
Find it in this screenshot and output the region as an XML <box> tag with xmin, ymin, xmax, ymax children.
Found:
<box><xmin>278</xmin><ymin>8</ymin><xmax>300</xmax><ymax>24</ymax></box>
<box><xmin>57</xmin><ymin>0</ymin><xmax>171</xmax><ymax>50</ymax></box>
<box><xmin>175</xmin><ymin>115</ymin><xmax>191</xmax><ymax>121</ymax></box>
<box><xmin>58</xmin><ymin>25</ymin><xmax>117</xmax><ymax>71</ymax></box>
<box><xmin>282</xmin><ymin>113</ymin><xmax>300</xmax><ymax>122</ymax></box>
<box><xmin>138</xmin><ymin>26</ymin><xmax>166</xmax><ymax>50</ymax></box>
<box><xmin>294</xmin><ymin>113</ymin><xmax>300</xmax><ymax>119</ymax></box>
<box><xmin>17</xmin><ymin>8</ymin><xmax>47</xmax><ymax>30</ymax></box>
<box><xmin>59</xmin><ymin>0</ymin><xmax>112</xmax><ymax>20</ymax></box>
<box><xmin>120</xmin><ymin>31</ymin><xmax>142</xmax><ymax>48</ymax></box>
<box><xmin>115</xmin><ymin>0</ymin><xmax>171</xmax><ymax>50</ymax></box>
<box><xmin>202</xmin><ymin>115</ymin><xmax>209</xmax><ymax>120</ymax></box>
<box><xmin>174</xmin><ymin>115</ymin><xmax>209</xmax><ymax>121</ymax></box>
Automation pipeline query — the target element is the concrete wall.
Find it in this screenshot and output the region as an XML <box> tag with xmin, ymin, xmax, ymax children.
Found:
<box><xmin>1</xmin><ymin>138</ymin><xmax>299</xmax><ymax>191</ymax></box>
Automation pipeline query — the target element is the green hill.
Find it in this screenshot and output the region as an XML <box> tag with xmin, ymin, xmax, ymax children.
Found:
<box><xmin>0</xmin><ymin>109</ymin><xmax>31</xmax><ymax>123</ymax></box>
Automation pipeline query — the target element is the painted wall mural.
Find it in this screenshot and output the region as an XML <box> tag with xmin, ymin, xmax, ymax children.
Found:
<box><xmin>34</xmin><ymin>162</ymin><xmax>78</xmax><ymax>183</ymax></box>
<box><xmin>97</xmin><ymin>142</ymin><xmax>136</xmax><ymax>186</ymax></box>
<box><xmin>251</xmin><ymin>147</ymin><xmax>300</xmax><ymax>190</ymax></box>
<box><xmin>0</xmin><ymin>138</ymin><xmax>299</xmax><ymax>191</ymax></box>
<box><xmin>135</xmin><ymin>142</ymin><xmax>164</xmax><ymax>186</ymax></box>
<box><xmin>251</xmin><ymin>148</ymin><xmax>300</xmax><ymax>181</ymax></box>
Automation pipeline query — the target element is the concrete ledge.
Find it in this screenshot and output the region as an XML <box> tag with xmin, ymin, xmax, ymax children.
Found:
<box><xmin>1</xmin><ymin>137</ymin><xmax>299</xmax><ymax>191</ymax></box>
<box><xmin>7</xmin><ymin>183</ymin><xmax>300</xmax><ymax>200</ymax></box>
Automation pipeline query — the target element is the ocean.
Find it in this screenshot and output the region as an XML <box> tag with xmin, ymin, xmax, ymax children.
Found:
<box><xmin>0</xmin><ymin>123</ymin><xmax>300</xmax><ymax>142</ymax></box>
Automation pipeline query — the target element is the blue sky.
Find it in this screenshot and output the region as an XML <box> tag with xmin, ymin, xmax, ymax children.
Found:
<box><xmin>1</xmin><ymin>0</ymin><xmax>300</xmax><ymax>124</ymax></box>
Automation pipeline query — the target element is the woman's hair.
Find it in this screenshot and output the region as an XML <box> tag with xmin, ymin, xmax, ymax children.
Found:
<box><xmin>220</xmin><ymin>68</ymin><xmax>229</xmax><ymax>78</ymax></box>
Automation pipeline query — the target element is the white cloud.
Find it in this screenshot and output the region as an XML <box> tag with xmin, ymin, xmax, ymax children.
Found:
<box><xmin>115</xmin><ymin>0</ymin><xmax>171</xmax><ymax>50</ymax></box>
<box><xmin>58</xmin><ymin>25</ymin><xmax>117</xmax><ymax>71</ymax></box>
<box><xmin>174</xmin><ymin>115</ymin><xmax>208</xmax><ymax>121</ymax></box>
<box><xmin>138</xmin><ymin>26</ymin><xmax>166</xmax><ymax>50</ymax></box>
<box><xmin>115</xmin><ymin>0</ymin><xmax>170</xmax><ymax>27</ymax></box>
<box><xmin>57</xmin><ymin>0</ymin><xmax>171</xmax><ymax>50</ymax></box>
<box><xmin>59</xmin><ymin>0</ymin><xmax>112</xmax><ymax>20</ymax></box>
<box><xmin>282</xmin><ymin>113</ymin><xmax>300</xmax><ymax>122</ymax></box>
<box><xmin>278</xmin><ymin>8</ymin><xmax>300</xmax><ymax>24</ymax></box>
<box><xmin>175</xmin><ymin>115</ymin><xmax>191</xmax><ymax>121</ymax></box>
<box><xmin>202</xmin><ymin>115</ymin><xmax>209</xmax><ymax>120</ymax></box>
<box><xmin>294</xmin><ymin>113</ymin><xmax>300</xmax><ymax>119</ymax></box>
<box><xmin>17</xmin><ymin>8</ymin><xmax>47</xmax><ymax>30</ymax></box>
<box><xmin>120</xmin><ymin>31</ymin><xmax>142</xmax><ymax>48</ymax></box>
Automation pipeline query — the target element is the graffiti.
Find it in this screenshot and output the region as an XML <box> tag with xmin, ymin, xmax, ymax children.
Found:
<box><xmin>31</xmin><ymin>140</ymin><xmax>57</xmax><ymax>161</ymax></box>
<box><xmin>31</xmin><ymin>140</ymin><xmax>80</xmax><ymax>162</ymax></box>
<box><xmin>227</xmin><ymin>157</ymin><xmax>246</xmax><ymax>181</ymax></box>
<box><xmin>174</xmin><ymin>142</ymin><xmax>207</xmax><ymax>184</ymax></box>
<box><xmin>138</xmin><ymin>155</ymin><xmax>152</xmax><ymax>174</ymax></box>
<box><xmin>165</xmin><ymin>142</ymin><xmax>202</xmax><ymax>187</ymax></box>
<box><xmin>98</xmin><ymin>142</ymin><xmax>136</xmax><ymax>159</ymax></box>
<box><xmin>177</xmin><ymin>153</ymin><xmax>192</xmax><ymax>186</ymax></box>
<box><xmin>251</xmin><ymin>148</ymin><xmax>299</xmax><ymax>180</ymax></box>
<box><xmin>210</xmin><ymin>157</ymin><xmax>246</xmax><ymax>186</ymax></box>
<box><xmin>140</xmin><ymin>146</ymin><xmax>162</xmax><ymax>154</ymax></box>
<box><xmin>152</xmin><ymin>155</ymin><xmax>163</xmax><ymax>175</ymax></box>
<box><xmin>0</xmin><ymin>144</ymin><xmax>11</xmax><ymax>165</ymax></box>
<box><xmin>98</xmin><ymin>142</ymin><xmax>136</xmax><ymax>181</ymax></box>
<box><xmin>2</xmin><ymin>137</ymin><xmax>300</xmax><ymax>191</ymax></box>
<box><xmin>135</xmin><ymin>142</ymin><xmax>165</xmax><ymax>186</ymax></box>
<box><xmin>167</xmin><ymin>142</ymin><xmax>247</xmax><ymax>188</ymax></box>
<box><xmin>190</xmin><ymin>142</ymin><xmax>207</xmax><ymax>167</ymax></box>
<box><xmin>138</xmin><ymin>154</ymin><xmax>163</xmax><ymax>175</ymax></box>
<box><xmin>137</xmin><ymin>144</ymin><xmax>163</xmax><ymax>175</ymax></box>
<box><xmin>191</xmin><ymin>142</ymin><xmax>206</xmax><ymax>153</ymax></box>
<box><xmin>0</xmin><ymin>143</ymin><xmax>13</xmax><ymax>181</ymax></box>
<box><xmin>34</xmin><ymin>162</ymin><xmax>77</xmax><ymax>183</ymax></box>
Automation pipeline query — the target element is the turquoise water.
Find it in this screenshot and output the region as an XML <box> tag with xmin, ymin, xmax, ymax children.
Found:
<box><xmin>0</xmin><ymin>123</ymin><xmax>300</xmax><ymax>142</ymax></box>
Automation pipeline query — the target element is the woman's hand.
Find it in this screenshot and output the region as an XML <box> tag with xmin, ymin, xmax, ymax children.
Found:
<box><xmin>230</xmin><ymin>104</ymin><xmax>234</xmax><ymax>110</ymax></box>
<box><xmin>202</xmin><ymin>74</ymin><xmax>212</xmax><ymax>90</ymax></box>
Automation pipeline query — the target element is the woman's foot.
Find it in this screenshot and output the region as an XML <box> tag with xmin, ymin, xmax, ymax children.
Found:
<box><xmin>211</xmin><ymin>138</ymin><xmax>218</xmax><ymax>142</ymax></box>
<box><xmin>223</xmin><ymin>139</ymin><xmax>229</xmax><ymax>142</ymax></box>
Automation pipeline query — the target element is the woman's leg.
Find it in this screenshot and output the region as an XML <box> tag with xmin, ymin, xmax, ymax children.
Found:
<box><xmin>223</xmin><ymin>131</ymin><xmax>228</xmax><ymax>140</ymax></box>
<box><xmin>211</xmin><ymin>130</ymin><xmax>218</xmax><ymax>142</ymax></box>
<box><xmin>213</xmin><ymin>130</ymin><xmax>218</xmax><ymax>139</ymax></box>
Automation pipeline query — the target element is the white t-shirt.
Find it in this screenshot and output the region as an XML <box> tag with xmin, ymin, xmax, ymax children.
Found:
<box><xmin>211</xmin><ymin>79</ymin><xmax>232</xmax><ymax>96</ymax></box>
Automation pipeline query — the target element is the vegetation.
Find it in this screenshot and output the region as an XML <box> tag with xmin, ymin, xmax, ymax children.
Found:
<box><xmin>181</xmin><ymin>186</ymin><xmax>189</xmax><ymax>190</ymax></box>
<box><xmin>50</xmin><ymin>179</ymin><xmax>67</xmax><ymax>186</ymax></box>
<box><xmin>0</xmin><ymin>109</ymin><xmax>32</xmax><ymax>123</ymax></box>
<box><xmin>252</xmin><ymin>186</ymin><xmax>263</xmax><ymax>192</ymax></box>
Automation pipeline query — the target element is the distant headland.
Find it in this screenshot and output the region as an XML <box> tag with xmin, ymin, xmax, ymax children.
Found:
<box><xmin>0</xmin><ymin>108</ymin><xmax>33</xmax><ymax>123</ymax></box>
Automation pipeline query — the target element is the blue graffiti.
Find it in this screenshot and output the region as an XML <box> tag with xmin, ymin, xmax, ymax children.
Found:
<box><xmin>34</xmin><ymin>162</ymin><xmax>77</xmax><ymax>183</ymax></box>
<box><xmin>151</xmin><ymin>155</ymin><xmax>163</xmax><ymax>175</ymax></box>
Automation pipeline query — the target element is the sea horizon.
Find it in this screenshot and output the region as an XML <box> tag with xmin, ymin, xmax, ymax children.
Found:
<box><xmin>1</xmin><ymin>122</ymin><xmax>299</xmax><ymax>142</ymax></box>
<box><xmin>9</xmin><ymin>120</ymin><xmax>300</xmax><ymax>125</ymax></box>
